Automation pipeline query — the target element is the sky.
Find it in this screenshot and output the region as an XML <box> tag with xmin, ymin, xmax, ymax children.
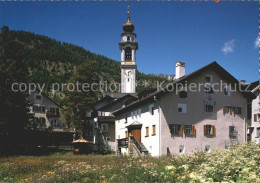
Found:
<box><xmin>0</xmin><ymin>1</ymin><xmax>259</xmax><ymax>83</ymax></box>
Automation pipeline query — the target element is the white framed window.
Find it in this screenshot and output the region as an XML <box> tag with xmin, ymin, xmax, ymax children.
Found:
<box><xmin>205</xmin><ymin>145</ymin><xmax>211</xmax><ymax>152</ymax></box>
<box><xmin>179</xmin><ymin>145</ymin><xmax>185</xmax><ymax>154</ymax></box>
<box><xmin>178</xmin><ymin>104</ymin><xmax>187</xmax><ymax>113</ymax></box>
<box><xmin>101</xmin><ymin>124</ymin><xmax>108</xmax><ymax>132</ymax></box>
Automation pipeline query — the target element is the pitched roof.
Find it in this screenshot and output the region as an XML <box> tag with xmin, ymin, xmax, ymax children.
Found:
<box><xmin>114</xmin><ymin>61</ymin><xmax>256</xmax><ymax>115</ymax></box>
<box><xmin>97</xmin><ymin>94</ymin><xmax>137</xmax><ymax>111</ymax></box>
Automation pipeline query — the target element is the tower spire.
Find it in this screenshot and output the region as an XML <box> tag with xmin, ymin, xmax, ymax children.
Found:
<box><xmin>127</xmin><ymin>5</ymin><xmax>130</xmax><ymax>22</ymax></box>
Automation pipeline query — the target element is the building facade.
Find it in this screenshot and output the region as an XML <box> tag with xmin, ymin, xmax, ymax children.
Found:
<box><xmin>28</xmin><ymin>91</ymin><xmax>66</xmax><ymax>131</ymax></box>
<box><xmin>115</xmin><ymin>62</ymin><xmax>253</xmax><ymax>156</ymax></box>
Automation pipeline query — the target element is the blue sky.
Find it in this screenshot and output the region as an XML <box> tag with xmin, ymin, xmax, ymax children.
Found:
<box><xmin>0</xmin><ymin>1</ymin><xmax>258</xmax><ymax>82</ymax></box>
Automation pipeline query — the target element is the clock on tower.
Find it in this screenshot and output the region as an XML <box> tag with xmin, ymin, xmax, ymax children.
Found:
<box><xmin>119</xmin><ymin>6</ymin><xmax>138</xmax><ymax>94</ymax></box>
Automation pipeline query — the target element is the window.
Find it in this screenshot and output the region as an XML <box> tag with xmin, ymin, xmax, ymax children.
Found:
<box><xmin>205</xmin><ymin>104</ymin><xmax>213</xmax><ymax>112</ymax></box>
<box><xmin>205</xmin><ymin>145</ymin><xmax>211</xmax><ymax>152</ymax></box>
<box><xmin>34</xmin><ymin>117</ymin><xmax>38</xmax><ymax>123</ymax></box>
<box><xmin>125</xmin><ymin>114</ymin><xmax>128</xmax><ymax>123</ymax></box>
<box><xmin>205</xmin><ymin>84</ymin><xmax>214</xmax><ymax>94</ymax></box>
<box><xmin>51</xmin><ymin>119</ymin><xmax>61</xmax><ymax>128</ymax></box>
<box><xmin>223</xmin><ymin>106</ymin><xmax>230</xmax><ymax>114</ymax></box>
<box><xmin>205</xmin><ymin>75</ymin><xmax>213</xmax><ymax>83</ymax></box>
<box><xmin>184</xmin><ymin>125</ymin><xmax>195</xmax><ymax>136</ymax></box>
<box><xmin>254</xmin><ymin>114</ymin><xmax>259</xmax><ymax>122</ymax></box>
<box><xmin>152</xmin><ymin>125</ymin><xmax>156</xmax><ymax>135</ymax></box>
<box><xmin>33</xmin><ymin>105</ymin><xmax>38</xmax><ymax>113</ymax></box>
<box><xmin>257</xmin><ymin>128</ymin><xmax>260</xmax><ymax>138</ymax></box>
<box><xmin>224</xmin><ymin>85</ymin><xmax>231</xmax><ymax>96</ymax></box>
<box><xmin>50</xmin><ymin>107</ymin><xmax>56</xmax><ymax>112</ymax></box>
<box><xmin>145</xmin><ymin>127</ymin><xmax>149</xmax><ymax>137</ymax></box>
<box><xmin>138</xmin><ymin>109</ymin><xmax>141</xmax><ymax>118</ymax></box>
<box><xmin>171</xmin><ymin>124</ymin><xmax>182</xmax><ymax>135</ymax></box>
<box><xmin>179</xmin><ymin>90</ymin><xmax>187</xmax><ymax>98</ymax></box>
<box><xmin>229</xmin><ymin>126</ymin><xmax>235</xmax><ymax>134</ymax></box>
<box><xmin>40</xmin><ymin>106</ymin><xmax>45</xmax><ymax>113</ymax></box>
<box><xmin>131</xmin><ymin>112</ymin><xmax>134</xmax><ymax>119</ymax></box>
<box><xmin>134</xmin><ymin>110</ymin><xmax>138</xmax><ymax>119</ymax></box>
<box><xmin>229</xmin><ymin>126</ymin><xmax>237</xmax><ymax>138</ymax></box>
<box><xmin>106</xmin><ymin>137</ymin><xmax>111</xmax><ymax>141</ymax></box>
<box><xmin>39</xmin><ymin>117</ymin><xmax>45</xmax><ymax>124</ymax></box>
<box><xmin>185</xmin><ymin>125</ymin><xmax>191</xmax><ymax>134</ymax></box>
<box><xmin>204</xmin><ymin>125</ymin><xmax>216</xmax><ymax>136</ymax></box>
<box><xmin>179</xmin><ymin>145</ymin><xmax>185</xmax><ymax>153</ymax></box>
<box><xmin>149</xmin><ymin>104</ymin><xmax>154</xmax><ymax>115</ymax></box>
<box><xmin>234</xmin><ymin>107</ymin><xmax>241</xmax><ymax>115</ymax></box>
<box><xmin>127</xmin><ymin>36</ymin><xmax>130</xmax><ymax>41</ymax></box>
<box><xmin>35</xmin><ymin>95</ymin><xmax>41</xmax><ymax>100</ymax></box>
<box><xmin>125</xmin><ymin>47</ymin><xmax>132</xmax><ymax>60</ymax></box>
<box><xmin>125</xmin><ymin>131</ymin><xmax>128</xmax><ymax>138</ymax></box>
<box><xmin>101</xmin><ymin>124</ymin><xmax>108</xmax><ymax>132</ymax></box>
<box><xmin>178</xmin><ymin>104</ymin><xmax>187</xmax><ymax>113</ymax></box>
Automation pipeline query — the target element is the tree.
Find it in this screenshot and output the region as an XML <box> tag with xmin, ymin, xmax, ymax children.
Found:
<box><xmin>64</xmin><ymin>60</ymin><xmax>100</xmax><ymax>136</ymax></box>
<box><xmin>0</xmin><ymin>26</ymin><xmax>33</xmax><ymax>154</ymax></box>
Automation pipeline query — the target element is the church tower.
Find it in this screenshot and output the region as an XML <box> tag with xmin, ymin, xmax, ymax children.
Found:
<box><xmin>120</xmin><ymin>6</ymin><xmax>138</xmax><ymax>94</ymax></box>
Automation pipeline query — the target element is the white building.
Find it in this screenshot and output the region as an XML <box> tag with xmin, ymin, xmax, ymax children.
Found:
<box><xmin>248</xmin><ymin>81</ymin><xmax>260</xmax><ymax>144</ymax></box>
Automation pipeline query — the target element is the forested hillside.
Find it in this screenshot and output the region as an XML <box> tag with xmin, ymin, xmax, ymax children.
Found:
<box><xmin>3</xmin><ymin>27</ymin><xmax>169</xmax><ymax>103</ymax></box>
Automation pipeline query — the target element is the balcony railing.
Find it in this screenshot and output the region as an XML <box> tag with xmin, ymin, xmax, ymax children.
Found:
<box><xmin>117</xmin><ymin>138</ymin><xmax>128</xmax><ymax>147</ymax></box>
<box><xmin>46</xmin><ymin>111</ymin><xmax>60</xmax><ymax>117</ymax></box>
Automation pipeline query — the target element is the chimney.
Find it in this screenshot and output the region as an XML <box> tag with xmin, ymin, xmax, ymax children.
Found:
<box><xmin>175</xmin><ymin>61</ymin><xmax>185</xmax><ymax>80</ymax></box>
<box><xmin>240</xmin><ymin>80</ymin><xmax>246</xmax><ymax>85</ymax></box>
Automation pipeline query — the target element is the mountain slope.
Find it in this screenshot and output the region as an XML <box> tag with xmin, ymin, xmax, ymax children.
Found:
<box><xmin>2</xmin><ymin>27</ymin><xmax>170</xmax><ymax>104</ymax></box>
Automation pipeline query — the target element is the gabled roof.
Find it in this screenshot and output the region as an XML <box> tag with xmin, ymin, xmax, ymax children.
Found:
<box><xmin>126</xmin><ymin>121</ymin><xmax>142</xmax><ymax>128</ymax></box>
<box><xmin>114</xmin><ymin>61</ymin><xmax>256</xmax><ymax>115</ymax></box>
<box><xmin>97</xmin><ymin>94</ymin><xmax>137</xmax><ymax>111</ymax></box>
<box><xmin>246</xmin><ymin>81</ymin><xmax>259</xmax><ymax>93</ymax></box>
<box><xmin>33</xmin><ymin>90</ymin><xmax>63</xmax><ymax>109</ymax></box>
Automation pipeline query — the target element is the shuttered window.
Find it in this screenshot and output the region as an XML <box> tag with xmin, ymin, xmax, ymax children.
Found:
<box><xmin>204</xmin><ymin>125</ymin><xmax>216</xmax><ymax>136</ymax></box>
<box><xmin>184</xmin><ymin>125</ymin><xmax>196</xmax><ymax>136</ymax></box>
<box><xmin>152</xmin><ymin>125</ymin><xmax>156</xmax><ymax>135</ymax></box>
<box><xmin>146</xmin><ymin>127</ymin><xmax>149</xmax><ymax>137</ymax></box>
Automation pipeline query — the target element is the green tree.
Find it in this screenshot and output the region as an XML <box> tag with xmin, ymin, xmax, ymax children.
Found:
<box><xmin>64</xmin><ymin>60</ymin><xmax>100</xmax><ymax>136</ymax></box>
<box><xmin>0</xmin><ymin>26</ymin><xmax>33</xmax><ymax>154</ymax></box>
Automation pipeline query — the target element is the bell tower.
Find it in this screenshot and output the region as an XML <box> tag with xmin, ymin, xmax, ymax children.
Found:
<box><xmin>120</xmin><ymin>6</ymin><xmax>138</xmax><ymax>94</ymax></box>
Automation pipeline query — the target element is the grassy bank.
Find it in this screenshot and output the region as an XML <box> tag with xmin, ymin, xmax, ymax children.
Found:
<box><xmin>0</xmin><ymin>142</ymin><xmax>259</xmax><ymax>183</ymax></box>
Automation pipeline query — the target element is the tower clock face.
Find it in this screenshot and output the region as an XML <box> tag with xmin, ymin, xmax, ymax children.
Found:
<box><xmin>124</xmin><ymin>70</ymin><xmax>133</xmax><ymax>77</ymax></box>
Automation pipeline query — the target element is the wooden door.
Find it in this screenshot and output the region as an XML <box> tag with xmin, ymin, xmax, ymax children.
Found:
<box><xmin>129</xmin><ymin>128</ymin><xmax>141</xmax><ymax>142</ymax></box>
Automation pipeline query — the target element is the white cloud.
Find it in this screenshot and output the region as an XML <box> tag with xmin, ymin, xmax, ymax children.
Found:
<box><xmin>254</xmin><ymin>36</ymin><xmax>259</xmax><ymax>48</ymax></box>
<box><xmin>221</xmin><ymin>39</ymin><xmax>235</xmax><ymax>54</ymax></box>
